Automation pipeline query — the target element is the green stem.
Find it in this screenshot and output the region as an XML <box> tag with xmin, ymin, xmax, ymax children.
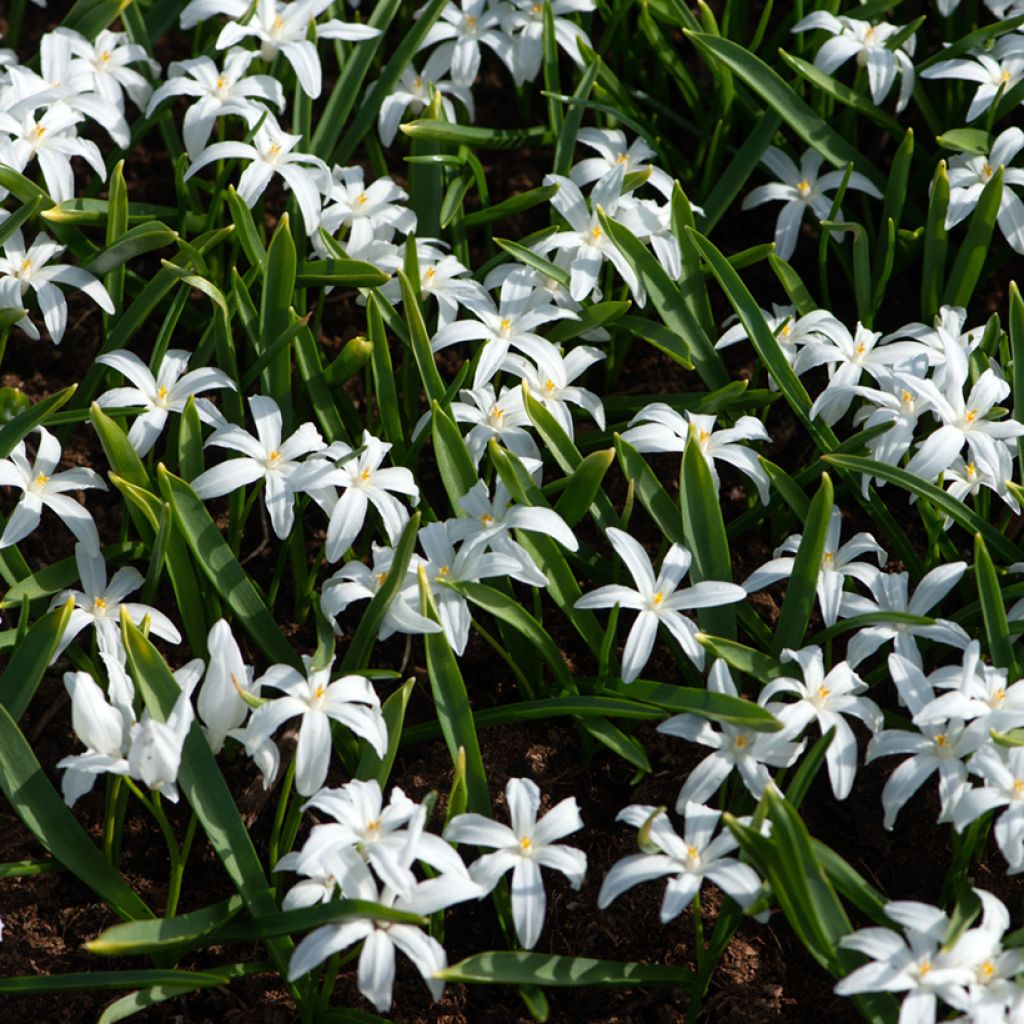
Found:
<box><xmin>125</xmin><ymin>780</ymin><xmax>181</xmax><ymax>916</ymax></box>
<box><xmin>692</xmin><ymin>891</ymin><xmax>705</xmax><ymax>968</ymax></box>
<box><xmin>166</xmin><ymin>811</ymin><xmax>197</xmax><ymax>918</ymax></box>
<box><xmin>268</xmin><ymin>754</ymin><xmax>297</xmax><ymax>878</ymax></box>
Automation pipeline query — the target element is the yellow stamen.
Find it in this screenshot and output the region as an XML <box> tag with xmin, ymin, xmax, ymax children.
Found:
<box><xmin>652</xmin><ymin>592</ymin><xmax>665</xmax><ymax>607</ymax></box>
<box><xmin>424</xmin><ymin>266</ymin><xmax>436</xmax><ymax>280</ymax></box>
<box><xmin>356</xmin><ymin>193</ymin><xmax>368</xmax><ymax>206</ymax></box>
<box><xmin>855</xmin><ymin>342</ymin><xmax>866</xmax><ymax>355</ymax></box>
<box><xmin>375</xmin><ymin>570</ymin><xmax>388</xmax><ymax>586</ymax></box>
<box><xmin>983</xmin><ymin>162</ymin><xmax>994</xmax><ymax>180</ymax></box>
<box><xmin>1014</xmin><ymin>778</ymin><xmax>1024</xmax><ymax>796</ymax></box>
<box><xmin>313</xmin><ymin>684</ymin><xmax>326</xmax><ymax>700</ymax></box>
<box><xmin>698</xmin><ymin>428</ymin><xmax>710</xmax><ymax>443</ymax></box>
<box><xmin>590</xmin><ymin>225</ymin><xmax>603</xmax><ymax>241</ymax></box>
<box><xmin>268</xmin><ymin>142</ymin><xmax>281</xmax><ymax>159</ymax></box>
<box><xmin>994</xmin><ymin>688</ymin><xmax>1006</xmax><ymax>705</ymax></box>
<box><xmin>616</xmin><ymin>152</ymin><xmax>629</xmax><ymax>164</ymax></box>
<box><xmin>965</xmin><ymin>409</ymin><xmax>978</xmax><ymax>424</ymax></box>
<box><xmin>967</xmin><ymin>462</ymin><xmax>977</xmax><ymax>478</ymax></box>
<box><xmin>32</xmin><ymin>123</ymin><xmax>46</xmax><ymax>139</ymax></box>
<box><xmin>822</xmin><ymin>550</ymin><xmax>835</xmax><ymax>564</ymax></box>
<box><xmin>360</xmin><ymin>467</ymin><xmax>372</xmax><ymax>482</ymax></box>
<box><xmin>267</xmin><ymin>449</ymin><xmax>281</xmax><ymax>464</ymax></box>
<box><xmin>499</xmin><ymin>317</ymin><xmax>511</xmax><ymax>333</ymax></box>
<box><xmin>918</xmin><ymin>961</ymin><xmax>932</xmax><ymax>977</ymax></box>
<box><xmin>490</xmin><ymin>404</ymin><xmax>503</xmax><ymax>421</ymax></box>
<box><xmin>157</xmin><ymin>385</ymin><xmax>169</xmax><ymax>402</ymax></box>
<box><xmin>215</xmin><ymin>74</ymin><xmax>228</xmax><ymax>91</ymax></box>
<box><xmin>1001</xmin><ymin>69</ymin><xmax>1012</xmax><ymax>83</ymax></box>
<box><xmin>465</xmin><ymin>14</ymin><xmax>477</xmax><ymax>29</ymax></box>
<box><xmin>519</xmin><ymin>836</ymin><xmax>532</xmax><ymax>850</ymax></box>
<box><xmin>686</xmin><ymin>844</ymin><xmax>700</xmax><ymax>860</ymax></box>
<box><xmin>481</xmin><ymin>513</ymin><xmax>494</xmax><ymax>525</ymax></box>
<box><xmin>796</xmin><ymin>179</ymin><xmax>811</xmax><ymax>196</ymax></box>
<box><xmin>735</xmin><ymin>735</ymin><xmax>748</xmax><ymax>749</ymax></box>
<box><xmin>366</xmin><ymin>818</ymin><xmax>381</xmax><ymax>834</ymax></box>
<box><xmin>437</xmin><ymin>565</ymin><xmax>450</xmax><ymax>578</ymax></box>
<box><xmin>545</xmin><ymin>378</ymin><xmax>557</xmax><ymax>393</ymax></box>
<box><xmin>934</xmin><ymin>733</ymin><xmax>947</xmax><ymax>748</ymax></box>
<box><xmin>34</xmin><ymin>472</ymin><xmax>48</xmax><ymax>487</ymax></box>
<box><xmin>981</xmin><ymin>959</ymin><xmax>996</xmax><ymax>978</ymax></box>
<box><xmin>901</xmin><ymin>389</ymin><xmax>914</xmax><ymax>405</ymax></box>
<box><xmin>817</xmin><ymin>685</ymin><xmax>830</xmax><ymax>701</ymax></box>
<box><xmin>20</xmin><ymin>258</ymin><xmax>31</xmax><ymax>273</ymax></box>
<box><xmin>94</xmin><ymin>597</ymin><xmax>107</xmax><ymax>610</ymax></box>
<box><xmin>273</xmin><ymin>14</ymin><xmax>284</xmax><ymax>29</ymax></box>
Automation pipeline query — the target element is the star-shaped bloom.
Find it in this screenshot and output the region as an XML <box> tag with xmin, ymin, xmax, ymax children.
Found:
<box><xmin>744</xmin><ymin>506</ymin><xmax>886</xmax><ymax>627</ymax></box>
<box><xmin>659</xmin><ymin>660</ymin><xmax>803</xmax><ymax>810</ymax></box>
<box><xmin>319</xmin><ymin>166</ymin><xmax>416</xmax><ymax>252</ymax></box>
<box><xmin>921</xmin><ymin>35</ymin><xmax>1024</xmax><ymax>122</ymax></box>
<box><xmin>290</xmin><ymin>431</ymin><xmax>418</xmax><ymax>562</ymax></box>
<box><xmin>59</xmin><ymin>27</ymin><xmax>159</xmax><ymax>112</ymax></box>
<box><xmin>146</xmin><ymin>49</ymin><xmax>285</xmax><ymax>158</ymax></box>
<box><xmin>0</xmin><ymin>229</ymin><xmax>113</xmax><ymax>344</ymax></box>
<box><xmin>742</xmin><ymin>146</ymin><xmax>882</xmax><ymax>261</ymax></box>
<box><xmin>620</xmin><ymin>404</ymin><xmax>772</xmax><ymax>504</ymax></box>
<box><xmin>51</xmin><ymin>543</ymin><xmax>181</xmax><ymax>660</ymax></box>
<box><xmin>598</xmin><ymin>802</ymin><xmax>764</xmax><ymax>921</ymax></box>
<box><xmin>570</xmin><ymin>127</ymin><xmax>673</xmax><ymax>199</ymax></box>
<box><xmin>575</xmin><ymin>527</ymin><xmax>747</xmax><ymax>682</ymax></box>
<box><xmin>245</xmin><ymin>656</ymin><xmax>387</xmax><ymax>797</ymax></box>
<box><xmin>0</xmin><ymin>426</ymin><xmax>105</xmax><ymax>551</ymax></box>
<box><xmin>445</xmin><ymin>777</ymin><xmax>586</xmax><ymax>949</ymax></box>
<box><xmin>190</xmin><ymin>394</ymin><xmax>326</xmax><ymax>539</ymax></box>
<box><xmin>184</xmin><ymin>117</ymin><xmax>330</xmax><ymax>233</ymax></box>
<box><xmin>759</xmin><ymin>646</ymin><xmax>882</xmax><ymax>800</ymax></box>
<box><xmin>95</xmin><ymin>348</ymin><xmax>235</xmax><ymax>456</ymax></box>
<box><xmin>792</xmin><ymin>12</ymin><xmax>916</xmax><ymax>111</ymax></box>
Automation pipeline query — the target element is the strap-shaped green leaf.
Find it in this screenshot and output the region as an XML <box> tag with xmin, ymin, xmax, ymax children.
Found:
<box><xmin>0</xmin><ymin>702</ymin><xmax>152</xmax><ymax>921</ymax></box>
<box><xmin>156</xmin><ymin>466</ymin><xmax>301</xmax><ymax>669</ymax></box>
<box><xmin>437</xmin><ymin>951</ymin><xmax>694</xmax><ymax>988</ymax></box>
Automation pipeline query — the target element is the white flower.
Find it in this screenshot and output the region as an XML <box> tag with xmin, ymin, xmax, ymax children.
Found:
<box><xmin>286</xmin><ymin>840</ymin><xmax>480</xmax><ymax>1009</ymax></box>
<box><xmin>598</xmin><ymin>802</ymin><xmax>763</xmax><ymax>921</ymax></box>
<box><xmin>744</xmin><ymin>506</ymin><xmax>886</xmax><ymax>628</ymax></box>
<box><xmin>245</xmin><ymin>655</ymin><xmax>387</xmax><ymax>797</ymax></box>
<box><xmin>146</xmin><ymin>50</ymin><xmax>284</xmax><ymax>158</ymax></box>
<box><xmin>0</xmin><ymin>426</ymin><xmax>105</xmax><ymax>551</ymax></box>
<box><xmin>444</xmin><ymin>777</ymin><xmax>586</xmax><ymax>949</ymax></box>
<box><xmin>881</xmin><ymin>306</ymin><xmax>982</xmax><ymax>392</ymax></box>
<box><xmin>450</xmin><ymin>383</ymin><xmax>540</xmax><ymax>466</ymax></box>
<box><xmin>430</xmin><ymin>269</ymin><xmax>575</xmax><ymax>388</ymax></box>
<box><xmin>900</xmin><ymin>335</ymin><xmax>1024</xmax><ymax>482</ymax></box>
<box><xmin>791</xmin><ymin>13</ymin><xmax>916</xmax><ymax>111</ymax></box>
<box><xmin>502</xmin><ymin>0</ymin><xmax>594</xmax><ymax>85</ymax></box>
<box><xmin>741</xmin><ymin>146</ymin><xmax>882</xmax><ymax>261</ymax></box>
<box><xmin>419</xmin><ymin>0</ymin><xmax>515</xmax><ymax>87</ymax></box>
<box><xmin>575</xmin><ymin>527</ymin><xmax>747</xmax><ymax>681</ymax></box>
<box><xmin>836</xmin><ymin>562</ymin><xmax>969</xmax><ymax>668</ymax></box>
<box><xmin>373</xmin><ymin>48</ymin><xmax>473</xmax><ymax>148</ymax></box>
<box><xmin>184</xmin><ymin>117</ymin><xmax>330</xmax><ymax>233</ymax></box>
<box><xmin>190</xmin><ymin>395</ymin><xmax>326</xmax><ymax>540</ymax></box>
<box><xmin>570</xmin><ymin>127</ymin><xmax>673</xmax><ymax>199</ymax></box>
<box><xmin>835</xmin><ymin>901</ymin><xmax>974</xmax><ymax>1020</ymax></box>
<box><xmin>0</xmin><ymin>105</ymin><xmax>107</xmax><ymax>203</ymax></box>
<box><xmin>921</xmin><ymin>35</ymin><xmax>1024</xmax><ymax>122</ymax></box>
<box><xmin>501</xmin><ymin>346</ymin><xmax>606</xmax><ymax>439</ymax></box>
<box><xmin>620</xmin><ymin>404</ymin><xmax>771</xmax><ymax>504</ymax></box>
<box><xmin>417</xmin><ymin>520</ymin><xmax>522</xmax><ymax>655</ymax></box>
<box><xmin>378</xmin><ymin>239</ymin><xmax>485</xmax><ymax>327</ymax></box>
<box><xmin>536</xmin><ymin>166</ymin><xmax>642</xmax><ymax>302</ymax></box>
<box><xmin>0</xmin><ymin>229</ymin><xmax>114</xmax><ymax>343</ymax></box>
<box><xmin>320</xmin><ymin>542</ymin><xmax>442</xmax><ymax>640</ymax></box>
<box><xmin>216</xmin><ymin>0</ymin><xmax>379</xmax><ymax>98</ymax></box>
<box><xmin>59</xmin><ymin>27</ymin><xmax>159</xmax><ymax>111</ymax></box>
<box><xmin>659</xmin><ymin>660</ymin><xmax>804</xmax><ymax>810</ymax></box>
<box><xmin>292</xmin><ymin>780</ymin><xmax>470</xmax><ymax>899</ymax></box>
<box><xmin>943</xmin><ymin>127</ymin><xmax>1024</xmax><ymax>254</ymax></box>
<box><xmin>51</xmin><ymin>543</ymin><xmax>181</xmax><ymax>660</ymax></box>
<box><xmin>447</xmin><ymin>478</ymin><xmax>579</xmax><ymax>587</ymax></box>
<box><xmin>954</xmin><ymin>744</ymin><xmax>1024</xmax><ymax>873</ymax></box>
<box><xmin>759</xmin><ymin>646</ymin><xmax>882</xmax><ymax>800</ymax></box>
<box><xmin>95</xmin><ymin>348</ymin><xmax>235</xmax><ymax>456</ymax></box>
<box><xmin>319</xmin><ymin>166</ymin><xmax>416</xmax><ymax>251</ymax></box>
<box><xmin>290</xmin><ymin>431</ymin><xmax>418</xmax><ymax>562</ymax></box>
<box><xmin>197</xmin><ymin>619</ymin><xmax>258</xmax><ymax>755</ymax></box>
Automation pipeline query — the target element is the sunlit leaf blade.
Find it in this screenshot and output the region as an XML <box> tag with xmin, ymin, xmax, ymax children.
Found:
<box><xmin>0</xmin><ymin>598</ymin><xmax>74</xmax><ymax>722</ymax></box>
<box><xmin>88</xmin><ymin>897</ymin><xmax>245</xmax><ymax>956</ymax></box>
<box><xmin>437</xmin><ymin>951</ymin><xmax>694</xmax><ymax>988</ymax></box>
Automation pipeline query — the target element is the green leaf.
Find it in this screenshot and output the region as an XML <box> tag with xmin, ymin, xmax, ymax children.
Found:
<box><xmin>976</xmin><ymin>533</ymin><xmax>1016</xmax><ymax>675</ymax></box>
<box><xmin>695</xmin><ymin>635</ymin><xmax>786</xmax><ymax>685</ymax></box>
<box><xmin>922</xmin><ymin>161</ymin><xmax>949</xmax><ymax>320</ymax></box>
<box><xmin>554</xmin><ymin>448</ymin><xmax>616</xmax><ymax>527</ymax></box>
<box><xmin>773</xmin><ymin>473</ymin><xmax>833</xmax><ymax>656</ymax></box>
<box><xmin>340</xmin><ymin>512</ymin><xmax>422</xmax><ymax>672</ymax></box>
<box><xmin>0</xmin><ymin>385</ymin><xmax>76</xmax><ymax>459</ymax></box>
<box><xmin>613</xmin><ymin>435</ymin><xmax>685</xmax><ymax>545</ymax></box>
<box><xmin>367</xmin><ymin>293</ymin><xmax>403</xmax><ymax>446</ymax></box>
<box><xmin>91</xmin><ymin>402</ymin><xmax>152</xmax><ymax>492</ymax></box>
<box><xmin>0</xmin><ymin>969</ymin><xmax>238</xmax><ymax>995</ymax></box>
<box><xmin>295</xmin><ymin>258</ymin><xmax>389</xmax><ymax>288</ymax></box>
<box><xmin>356</xmin><ymin>678</ymin><xmax>414</xmax><ymax>788</ymax></box>
<box><xmin>944</xmin><ymin>165</ymin><xmax>1003</xmax><ymax>309</ymax></box>
<box><xmin>431</xmin><ymin>401</ymin><xmax>478</xmax><ymax>510</ymax></box>
<box><xmin>156</xmin><ymin>466</ymin><xmax>302</xmax><ymax>669</ymax></box>
<box><xmin>225</xmin><ymin>186</ymin><xmax>265</xmax><ymax>270</ymax></box>
<box><xmin>0</xmin><ymin>598</ymin><xmax>74</xmax><ymax>722</ymax></box>
<box><xmin>418</xmin><ymin>567</ymin><xmax>490</xmax><ymax>813</ymax></box>
<box><xmin>400</xmin><ymin>121</ymin><xmax>551</xmax><ymax>149</ymax></box>
<box><xmin>611</xmin><ymin>678</ymin><xmax>783</xmax><ymax>731</ymax></box>
<box><xmin>463</xmin><ymin>184</ymin><xmax>560</xmax><ymax>228</ymax></box>
<box><xmin>261</xmin><ymin>214</ymin><xmax>297</xmax><ymax>405</ymax></box>
<box><xmin>685</xmin><ymin>31</ymin><xmax>884</xmax><ymax>191</ymax></box>
<box><xmin>441</xmin><ymin>579</ymin><xmax>573</xmax><ymax>692</ymax></box>
<box><xmin>0</xmin><ymin>702</ymin><xmax>152</xmax><ymax>921</ymax></box>
<box><xmin>937</xmin><ymin>128</ymin><xmax>993</xmax><ymax>155</ymax></box>
<box><xmin>493</xmin><ymin>237</ymin><xmax>570</xmax><ymax>289</ymax></box>
<box><xmin>680</xmin><ymin>437</ymin><xmax>735</xmax><ymax>638</ymax></box>
<box><xmin>398</xmin><ymin>269</ymin><xmax>447</xmax><ymax>404</ymax></box>
<box><xmin>437</xmin><ymin>951</ymin><xmax>694</xmax><ymax>988</ymax></box>
<box><xmin>580</xmin><ymin>716</ymin><xmax>650</xmax><ymax>771</ymax></box>
<box><xmin>121</xmin><ymin>618</ymin><xmax>293</xmax><ymax>978</ymax></box>
<box><xmin>84</xmin><ymin>222</ymin><xmax>178</xmax><ymax>277</ymax></box>
<box><xmin>598</xmin><ymin>210</ymin><xmax>724</xmax><ymax>386</ymax></box>
<box><xmin>87</xmin><ymin>897</ymin><xmax>245</xmax><ymax>956</ymax></box>
<box><xmin>823</xmin><ymin>453</ymin><xmax>1023</xmax><ymax>564</ymax></box>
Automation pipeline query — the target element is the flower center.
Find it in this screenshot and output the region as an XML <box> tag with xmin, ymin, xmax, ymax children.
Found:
<box><xmin>375</xmin><ymin>570</ymin><xmax>388</xmax><ymax>586</ymax></box>
<box><xmin>734</xmin><ymin>734</ymin><xmax>748</xmax><ymax>749</ymax></box>
<box><xmin>822</xmin><ymin>550</ymin><xmax>835</xmax><ymax>565</ymax></box>
<box><xmin>32</xmin><ymin>123</ymin><xmax>46</xmax><ymax>140</ymax></box>
<box><xmin>99</xmin><ymin>50</ymin><xmax>112</xmax><ymax>65</ymax></box>
<box><xmin>93</xmin><ymin>597</ymin><xmax>107</xmax><ymax>612</ymax></box>
<box><xmin>465</xmin><ymin>14</ymin><xmax>477</xmax><ymax>30</ymax></box>
<box><xmin>480</xmin><ymin>513</ymin><xmax>494</xmax><ymax>525</ymax></box>
<box><xmin>1014</xmin><ymin>778</ymin><xmax>1024</xmax><ymax>798</ymax></box>
<box><xmin>817</xmin><ymin>685</ymin><xmax>830</xmax><ymax>702</ymax></box>
<box><xmin>980</xmin><ymin>959</ymin><xmax>996</xmax><ymax>979</ymax></box>
<box><xmin>615</xmin><ymin>151</ymin><xmax>629</xmax><ymax>165</ymax></box>
<box><xmin>993</xmin><ymin>688</ymin><xmax>1006</xmax><ymax>706</ymax></box>
<box><xmin>267</xmin><ymin>449</ymin><xmax>281</xmax><ymax>466</ymax></box>
<box><xmin>1001</xmin><ymin>69</ymin><xmax>1012</xmax><ymax>83</ymax></box>
<box><xmin>652</xmin><ymin>591</ymin><xmax>665</xmax><ymax>607</ymax></box>
<box><xmin>267</xmin><ymin>142</ymin><xmax>282</xmax><ymax>162</ymax></box>
<box><xmin>355</xmin><ymin>192</ymin><xmax>368</xmax><ymax>207</ymax></box>
<box><xmin>437</xmin><ymin>565</ymin><xmax>450</xmax><ymax>578</ymax></box>
<box><xmin>156</xmin><ymin>385</ymin><xmax>169</xmax><ymax>404</ymax></box>
<box><xmin>519</xmin><ymin>836</ymin><xmax>532</xmax><ymax>850</ymax></box>
<box><xmin>965</xmin><ymin>409</ymin><xmax>978</xmax><ymax>424</ymax></box>
<box><xmin>499</xmin><ymin>317</ymin><xmax>512</xmax><ymax>336</ymax></box>
<box><xmin>360</xmin><ymin>467</ymin><xmax>372</xmax><ymax>482</ymax></box>
<box><xmin>982</xmin><ymin>162</ymin><xmax>994</xmax><ymax>181</ymax></box>
<box><xmin>424</xmin><ymin>266</ymin><xmax>436</xmax><ymax>281</ymax></box>
<box><xmin>917</xmin><ymin>960</ymin><xmax>932</xmax><ymax>978</ymax></box>
<box><xmin>934</xmin><ymin>733</ymin><xmax>947</xmax><ymax>748</ymax></box>
<box><xmin>966</xmin><ymin>462</ymin><xmax>978</xmax><ymax>479</ymax></box>
<box><xmin>33</xmin><ymin>472</ymin><xmax>48</xmax><ymax>489</ymax></box>
<box><xmin>366</xmin><ymin>818</ymin><xmax>381</xmax><ymax>835</ymax></box>
<box><xmin>796</xmin><ymin>179</ymin><xmax>811</xmax><ymax>196</ymax></box>
<box><xmin>489</xmin><ymin>404</ymin><xmax>503</xmax><ymax>422</ymax></box>
<box><xmin>590</xmin><ymin>225</ymin><xmax>603</xmax><ymax>241</ymax></box>
<box><xmin>313</xmin><ymin>684</ymin><xmax>326</xmax><ymax>700</ymax></box>
<box><xmin>544</xmin><ymin>378</ymin><xmax>557</xmax><ymax>393</ymax></box>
